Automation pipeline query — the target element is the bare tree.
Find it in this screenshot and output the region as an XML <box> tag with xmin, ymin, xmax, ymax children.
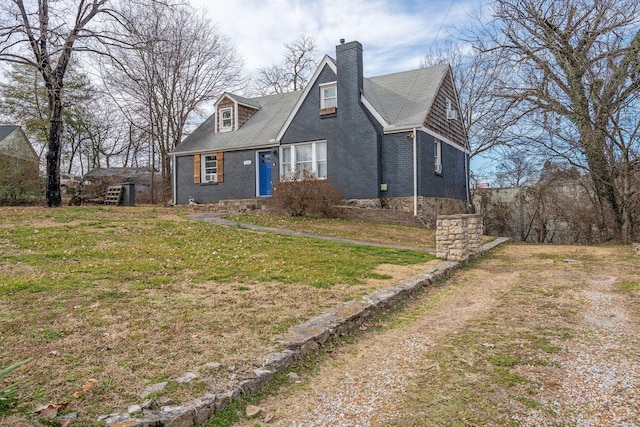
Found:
<box><xmin>103</xmin><ymin>1</ymin><xmax>243</xmax><ymax>201</ymax></box>
<box><xmin>422</xmin><ymin>41</ymin><xmax>518</xmax><ymax>159</ymax></box>
<box><xmin>0</xmin><ymin>61</ymin><xmax>126</xmax><ymax>176</ymax></box>
<box><xmin>466</xmin><ymin>0</ymin><xmax>640</xmax><ymax>241</ymax></box>
<box><xmin>253</xmin><ymin>35</ymin><xmax>318</xmax><ymax>95</ymax></box>
<box><xmin>0</xmin><ymin>0</ymin><xmax>119</xmax><ymax>207</ymax></box>
<box><xmin>494</xmin><ymin>148</ymin><xmax>540</xmax><ymax>188</ymax></box>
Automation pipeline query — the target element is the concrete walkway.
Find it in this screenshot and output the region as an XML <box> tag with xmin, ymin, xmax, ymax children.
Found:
<box><xmin>187</xmin><ymin>213</ymin><xmax>437</xmax><ymax>254</ymax></box>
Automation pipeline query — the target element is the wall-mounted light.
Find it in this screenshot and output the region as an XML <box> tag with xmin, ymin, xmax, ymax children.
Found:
<box><xmin>407</xmin><ymin>133</ymin><xmax>414</xmax><ymax>139</ymax></box>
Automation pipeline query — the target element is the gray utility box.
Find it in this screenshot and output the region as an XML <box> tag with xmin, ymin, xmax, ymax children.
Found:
<box><xmin>121</xmin><ymin>183</ymin><xmax>135</xmax><ymax>206</ymax></box>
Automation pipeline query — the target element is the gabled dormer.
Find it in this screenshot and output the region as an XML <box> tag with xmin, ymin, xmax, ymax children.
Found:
<box><xmin>214</xmin><ymin>93</ymin><xmax>261</xmax><ymax>133</ymax></box>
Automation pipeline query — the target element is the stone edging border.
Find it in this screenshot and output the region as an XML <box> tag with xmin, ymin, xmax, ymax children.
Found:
<box><xmin>105</xmin><ymin>237</ymin><xmax>510</xmax><ymax>427</ymax></box>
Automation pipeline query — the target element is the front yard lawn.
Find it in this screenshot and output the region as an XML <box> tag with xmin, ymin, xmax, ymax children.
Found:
<box><xmin>225</xmin><ymin>213</ymin><xmax>437</xmax><ymax>248</ymax></box>
<box><xmin>0</xmin><ymin>206</ymin><xmax>435</xmax><ymax>426</ymax></box>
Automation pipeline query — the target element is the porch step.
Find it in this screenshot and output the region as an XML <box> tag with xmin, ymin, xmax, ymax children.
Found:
<box><xmin>218</xmin><ymin>198</ymin><xmax>269</xmax><ymax>212</ymax></box>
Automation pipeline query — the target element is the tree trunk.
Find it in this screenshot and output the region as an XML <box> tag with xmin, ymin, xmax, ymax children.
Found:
<box><xmin>621</xmin><ymin>158</ymin><xmax>633</xmax><ymax>243</ymax></box>
<box><xmin>45</xmin><ymin>88</ymin><xmax>63</xmax><ymax>207</ymax></box>
<box><xmin>580</xmin><ymin>126</ymin><xmax>622</xmax><ymax>240</ymax></box>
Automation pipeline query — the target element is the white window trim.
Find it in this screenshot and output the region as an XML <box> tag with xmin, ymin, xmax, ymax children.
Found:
<box><xmin>202</xmin><ymin>154</ymin><xmax>218</xmax><ymax>183</ymax></box>
<box><xmin>280</xmin><ymin>140</ymin><xmax>327</xmax><ymax>180</ymax></box>
<box><xmin>319</xmin><ymin>81</ymin><xmax>337</xmax><ymax>109</ymax></box>
<box><xmin>219</xmin><ymin>107</ymin><xmax>233</xmax><ymax>132</ymax></box>
<box><xmin>434</xmin><ymin>139</ymin><xmax>442</xmax><ymax>173</ymax></box>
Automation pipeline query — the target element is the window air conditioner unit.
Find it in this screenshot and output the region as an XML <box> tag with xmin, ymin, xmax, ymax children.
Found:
<box><xmin>446</xmin><ymin>108</ymin><xmax>458</xmax><ymax>120</ymax></box>
<box><xmin>435</xmin><ymin>163</ymin><xmax>443</xmax><ymax>174</ymax></box>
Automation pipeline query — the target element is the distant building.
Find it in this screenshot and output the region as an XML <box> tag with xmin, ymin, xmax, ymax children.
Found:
<box><xmin>83</xmin><ymin>167</ymin><xmax>161</xmax><ymax>200</ymax></box>
<box><xmin>0</xmin><ymin>125</ymin><xmax>40</xmax><ymax>181</ymax></box>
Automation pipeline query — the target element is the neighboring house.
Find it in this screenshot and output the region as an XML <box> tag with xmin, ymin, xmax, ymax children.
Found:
<box><xmin>171</xmin><ymin>40</ymin><xmax>470</xmax><ymax>217</ymax></box>
<box><xmin>83</xmin><ymin>167</ymin><xmax>161</xmax><ymax>200</ymax></box>
<box><xmin>0</xmin><ymin>125</ymin><xmax>40</xmax><ymax>180</ymax></box>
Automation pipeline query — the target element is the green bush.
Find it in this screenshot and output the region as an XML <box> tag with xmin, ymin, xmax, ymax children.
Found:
<box><xmin>272</xmin><ymin>170</ymin><xmax>343</xmax><ymax>217</ymax></box>
<box><xmin>0</xmin><ymin>359</ymin><xmax>29</xmax><ymax>415</ymax></box>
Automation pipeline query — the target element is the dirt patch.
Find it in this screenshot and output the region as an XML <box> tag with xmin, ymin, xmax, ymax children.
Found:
<box><xmin>231</xmin><ymin>244</ymin><xmax>640</xmax><ymax>426</ymax></box>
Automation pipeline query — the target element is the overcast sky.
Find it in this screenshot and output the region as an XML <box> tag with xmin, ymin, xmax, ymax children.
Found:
<box><xmin>192</xmin><ymin>0</ymin><xmax>484</xmax><ymax>78</ymax></box>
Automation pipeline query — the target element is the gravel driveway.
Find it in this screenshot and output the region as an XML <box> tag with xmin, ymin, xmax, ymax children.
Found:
<box><xmin>232</xmin><ymin>244</ymin><xmax>640</xmax><ymax>426</ymax></box>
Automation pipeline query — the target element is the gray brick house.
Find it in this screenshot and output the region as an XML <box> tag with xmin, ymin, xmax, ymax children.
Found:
<box><xmin>171</xmin><ymin>40</ymin><xmax>470</xmax><ymax>216</ymax></box>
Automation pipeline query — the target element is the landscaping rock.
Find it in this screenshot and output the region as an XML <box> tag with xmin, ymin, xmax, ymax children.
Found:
<box><xmin>139</xmin><ymin>381</ymin><xmax>168</xmax><ymax>399</ymax></box>
<box><xmin>202</xmin><ymin>362</ymin><xmax>222</xmax><ymax>371</ymax></box>
<box><xmin>58</xmin><ymin>412</ymin><xmax>77</xmax><ymax>427</ymax></box>
<box><xmin>157</xmin><ymin>396</ymin><xmax>175</xmax><ymax>407</ymax></box>
<box><xmin>246</xmin><ymin>404</ymin><xmax>263</xmax><ymax>418</ymax></box>
<box><xmin>176</xmin><ymin>371</ymin><xmax>198</xmax><ymax>383</ymax></box>
<box><xmin>288</xmin><ymin>372</ymin><xmax>301</xmax><ymax>382</ymax></box>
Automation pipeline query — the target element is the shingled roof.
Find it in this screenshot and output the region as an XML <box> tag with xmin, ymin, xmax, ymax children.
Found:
<box><xmin>172</xmin><ymin>63</ymin><xmax>451</xmax><ymax>155</ymax></box>
<box><xmin>173</xmin><ymin>90</ymin><xmax>301</xmax><ymax>155</ymax></box>
<box><xmin>363</xmin><ymin>64</ymin><xmax>449</xmax><ymax>129</ymax></box>
<box><xmin>0</xmin><ymin>125</ymin><xmax>19</xmax><ymax>143</ymax></box>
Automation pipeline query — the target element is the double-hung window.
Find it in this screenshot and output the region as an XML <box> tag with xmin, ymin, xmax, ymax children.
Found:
<box><xmin>219</xmin><ymin>108</ymin><xmax>232</xmax><ymax>132</ymax></box>
<box><xmin>202</xmin><ymin>154</ymin><xmax>218</xmax><ymax>182</ymax></box>
<box><xmin>434</xmin><ymin>139</ymin><xmax>442</xmax><ymax>174</ymax></box>
<box><xmin>281</xmin><ymin>141</ymin><xmax>327</xmax><ymax>180</ymax></box>
<box><xmin>320</xmin><ymin>83</ymin><xmax>337</xmax><ymax>109</ymax></box>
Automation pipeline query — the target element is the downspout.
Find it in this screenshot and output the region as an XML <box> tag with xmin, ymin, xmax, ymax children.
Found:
<box><xmin>172</xmin><ymin>155</ymin><xmax>177</xmax><ymax>205</ymax></box>
<box><xmin>413</xmin><ymin>127</ymin><xmax>417</xmax><ymax>216</ymax></box>
<box><xmin>465</xmin><ymin>150</ymin><xmax>470</xmax><ymax>212</ymax></box>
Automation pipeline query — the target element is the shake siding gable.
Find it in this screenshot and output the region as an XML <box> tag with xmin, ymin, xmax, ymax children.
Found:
<box><xmin>237</xmin><ymin>105</ymin><xmax>257</xmax><ymax>128</ymax></box>
<box><xmin>423</xmin><ymin>70</ymin><xmax>466</xmax><ymax>148</ymax></box>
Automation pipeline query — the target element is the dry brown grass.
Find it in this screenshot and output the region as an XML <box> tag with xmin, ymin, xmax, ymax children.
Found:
<box><xmin>225</xmin><ymin>213</ymin><xmax>437</xmax><ymax>248</ymax></box>
<box><xmin>0</xmin><ymin>206</ymin><xmax>436</xmax><ymax>426</ymax></box>
<box><xmin>229</xmin><ymin>244</ymin><xmax>640</xmax><ymax>426</ymax></box>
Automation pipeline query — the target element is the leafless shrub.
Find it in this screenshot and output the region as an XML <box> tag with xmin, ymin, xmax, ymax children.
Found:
<box><xmin>0</xmin><ymin>155</ymin><xmax>43</xmax><ymax>205</ymax></box>
<box><xmin>272</xmin><ymin>170</ymin><xmax>343</xmax><ymax>217</ymax></box>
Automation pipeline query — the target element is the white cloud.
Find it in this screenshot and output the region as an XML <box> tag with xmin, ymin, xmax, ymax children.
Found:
<box><xmin>192</xmin><ymin>0</ymin><xmax>482</xmax><ymax>78</ymax></box>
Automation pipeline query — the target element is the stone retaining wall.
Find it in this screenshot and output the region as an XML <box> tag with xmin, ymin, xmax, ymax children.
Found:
<box><xmin>436</xmin><ymin>214</ymin><xmax>483</xmax><ymax>261</ymax></box>
<box><xmin>333</xmin><ymin>205</ymin><xmax>425</xmax><ymax>227</ymax></box>
<box><xmin>335</xmin><ymin>196</ymin><xmax>466</xmax><ymax>228</ymax></box>
<box><xmin>104</xmin><ymin>235</ymin><xmax>508</xmax><ymax>427</ymax></box>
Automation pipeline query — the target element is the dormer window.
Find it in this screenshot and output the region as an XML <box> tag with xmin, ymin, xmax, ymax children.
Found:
<box><xmin>219</xmin><ymin>107</ymin><xmax>232</xmax><ymax>132</ymax></box>
<box><xmin>319</xmin><ymin>82</ymin><xmax>337</xmax><ymax>117</ymax></box>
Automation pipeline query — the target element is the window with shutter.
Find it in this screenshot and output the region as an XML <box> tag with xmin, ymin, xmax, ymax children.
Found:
<box><xmin>194</xmin><ymin>153</ymin><xmax>224</xmax><ymax>183</ymax></box>
<box><xmin>216</xmin><ymin>152</ymin><xmax>224</xmax><ymax>183</ymax></box>
<box><xmin>193</xmin><ymin>154</ymin><xmax>201</xmax><ymax>184</ymax></box>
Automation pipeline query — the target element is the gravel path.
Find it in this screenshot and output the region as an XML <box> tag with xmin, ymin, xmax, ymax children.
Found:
<box><xmin>516</xmin><ymin>275</ymin><xmax>640</xmax><ymax>426</ymax></box>
<box><xmin>232</xmin><ymin>245</ymin><xmax>639</xmax><ymax>426</ymax></box>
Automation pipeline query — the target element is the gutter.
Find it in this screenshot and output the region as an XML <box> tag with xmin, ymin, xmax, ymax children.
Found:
<box><xmin>169</xmin><ymin>143</ymin><xmax>279</xmax><ymax>158</ymax></box>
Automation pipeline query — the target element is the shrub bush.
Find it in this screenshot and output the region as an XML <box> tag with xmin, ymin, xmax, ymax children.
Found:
<box><xmin>272</xmin><ymin>170</ymin><xmax>343</xmax><ymax>217</ymax></box>
<box><xmin>0</xmin><ymin>155</ymin><xmax>43</xmax><ymax>206</ymax></box>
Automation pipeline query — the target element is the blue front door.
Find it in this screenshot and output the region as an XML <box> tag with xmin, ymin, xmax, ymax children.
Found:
<box><xmin>258</xmin><ymin>151</ymin><xmax>273</xmax><ymax>196</ymax></box>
